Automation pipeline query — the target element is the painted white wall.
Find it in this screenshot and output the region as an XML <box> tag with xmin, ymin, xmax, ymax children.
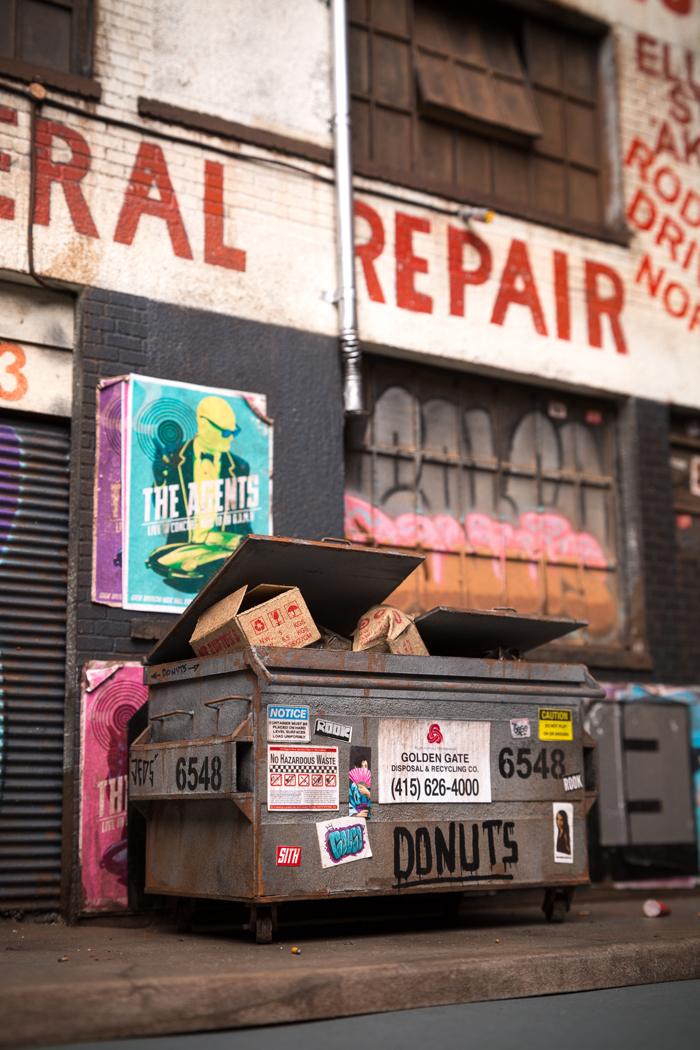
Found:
<box><xmin>148</xmin><ymin>0</ymin><xmax>332</xmax><ymax>148</ymax></box>
<box><xmin>559</xmin><ymin>0</ymin><xmax>697</xmax><ymax>43</ymax></box>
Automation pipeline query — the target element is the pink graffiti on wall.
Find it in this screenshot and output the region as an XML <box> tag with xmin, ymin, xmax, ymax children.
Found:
<box><xmin>345</xmin><ymin>493</ymin><xmax>608</xmax><ymax>583</ymax></box>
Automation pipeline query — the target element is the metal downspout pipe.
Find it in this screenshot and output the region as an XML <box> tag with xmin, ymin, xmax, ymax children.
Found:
<box><xmin>331</xmin><ymin>0</ymin><xmax>364</xmax><ymax>415</ymax></box>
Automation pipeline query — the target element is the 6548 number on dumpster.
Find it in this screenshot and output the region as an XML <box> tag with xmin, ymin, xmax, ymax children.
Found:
<box><xmin>128</xmin><ymin>741</ymin><xmax>232</xmax><ymax>799</ymax></box>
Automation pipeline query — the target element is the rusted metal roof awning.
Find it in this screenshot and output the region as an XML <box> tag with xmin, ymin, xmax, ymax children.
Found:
<box><xmin>148</xmin><ymin>536</ymin><xmax>423</xmax><ymax>665</ymax></box>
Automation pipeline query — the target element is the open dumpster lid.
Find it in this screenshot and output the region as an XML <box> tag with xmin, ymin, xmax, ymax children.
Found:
<box><xmin>414</xmin><ymin>607</ymin><xmax>585</xmax><ymax>657</ymax></box>
<box><xmin>147</xmin><ymin>536</ymin><xmax>423</xmax><ymax>665</ymax></box>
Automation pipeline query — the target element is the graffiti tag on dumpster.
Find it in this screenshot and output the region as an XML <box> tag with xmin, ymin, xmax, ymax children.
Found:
<box><xmin>316</xmin><ymin>815</ymin><xmax>373</xmax><ymax>868</ymax></box>
<box><xmin>393</xmin><ymin>821</ymin><xmax>519</xmax><ymax>889</ymax></box>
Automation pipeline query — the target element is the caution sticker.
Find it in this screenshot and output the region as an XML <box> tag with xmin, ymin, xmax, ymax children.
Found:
<box><xmin>538</xmin><ymin>708</ymin><xmax>573</xmax><ymax>741</ymax></box>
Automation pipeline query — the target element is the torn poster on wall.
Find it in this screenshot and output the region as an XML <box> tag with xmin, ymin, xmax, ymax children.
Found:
<box><xmin>79</xmin><ymin>662</ymin><xmax>148</xmax><ymax>913</ymax></box>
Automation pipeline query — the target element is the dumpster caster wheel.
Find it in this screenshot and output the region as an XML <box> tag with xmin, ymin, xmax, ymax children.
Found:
<box><xmin>543</xmin><ymin>888</ymin><xmax>572</xmax><ymax>924</ymax></box>
<box><xmin>252</xmin><ymin>906</ymin><xmax>275</xmax><ymax>944</ymax></box>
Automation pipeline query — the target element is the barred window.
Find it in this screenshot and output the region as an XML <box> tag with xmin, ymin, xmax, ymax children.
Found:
<box><xmin>345</xmin><ymin>357</ymin><xmax>622</xmax><ymax>650</ymax></box>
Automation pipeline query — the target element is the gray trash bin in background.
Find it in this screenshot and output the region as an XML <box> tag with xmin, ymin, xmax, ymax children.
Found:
<box><xmin>130</xmin><ymin>537</ymin><xmax>600</xmax><ymax>941</ymax></box>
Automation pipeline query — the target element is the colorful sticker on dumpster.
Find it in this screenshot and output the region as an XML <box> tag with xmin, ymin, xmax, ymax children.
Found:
<box><xmin>348</xmin><ymin>746</ymin><xmax>372</xmax><ymax>820</ymax></box>
<box><xmin>276</xmin><ymin>845</ymin><xmax>302</xmax><ymax>867</ymax></box>
<box><xmin>267</xmin><ymin>745</ymin><xmax>339</xmax><ymax>811</ymax></box>
<box><xmin>538</xmin><ymin>708</ymin><xmax>573</xmax><ymax>741</ymax></box>
<box><xmin>510</xmin><ymin>717</ymin><xmax>531</xmax><ymax>739</ymax></box>
<box><xmin>267</xmin><ymin>705</ymin><xmax>310</xmax><ymax>743</ymax></box>
<box><xmin>553</xmin><ymin>802</ymin><xmax>574</xmax><ymax>863</ymax></box>
<box><xmin>316</xmin><ymin>815</ymin><xmax>372</xmax><ymax>868</ymax></box>
<box><xmin>377</xmin><ymin>719</ymin><xmax>491</xmax><ymax>804</ymax></box>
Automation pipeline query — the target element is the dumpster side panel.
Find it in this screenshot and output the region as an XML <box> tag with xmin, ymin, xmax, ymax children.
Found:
<box><xmin>145</xmin><ymin>801</ymin><xmax>254</xmax><ymax>899</ymax></box>
<box><xmin>259</xmin><ymin>802</ymin><xmax>588</xmax><ymax>900</ymax></box>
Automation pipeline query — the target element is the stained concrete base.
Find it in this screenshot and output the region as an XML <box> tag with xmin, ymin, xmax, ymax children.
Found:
<box><xmin>2</xmin><ymin>891</ymin><xmax>699</xmax><ymax>1049</ymax></box>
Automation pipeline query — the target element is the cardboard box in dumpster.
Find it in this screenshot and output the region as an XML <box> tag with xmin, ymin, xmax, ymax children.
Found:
<box><xmin>189</xmin><ymin>584</ymin><xmax>320</xmax><ymax>656</ymax></box>
<box><xmin>352</xmin><ymin>604</ymin><xmax>428</xmax><ymax>656</ymax></box>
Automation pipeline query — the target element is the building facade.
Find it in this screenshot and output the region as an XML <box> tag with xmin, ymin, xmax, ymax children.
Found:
<box><xmin>0</xmin><ymin>0</ymin><xmax>698</xmax><ymax>913</ymax></box>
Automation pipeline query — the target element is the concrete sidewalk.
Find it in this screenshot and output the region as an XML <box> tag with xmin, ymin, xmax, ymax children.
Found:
<box><xmin>3</xmin><ymin>891</ymin><xmax>700</xmax><ymax>1049</ymax></box>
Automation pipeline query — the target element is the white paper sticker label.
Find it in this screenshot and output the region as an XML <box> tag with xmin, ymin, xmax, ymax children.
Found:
<box><xmin>378</xmin><ymin>718</ymin><xmax>491</xmax><ymax>804</ymax></box>
<box><xmin>510</xmin><ymin>717</ymin><xmax>531</xmax><ymax>739</ymax></box>
<box><xmin>267</xmin><ymin>704</ymin><xmax>310</xmax><ymax>743</ymax></box>
<box><xmin>316</xmin><ymin>815</ymin><xmax>372</xmax><ymax>868</ymax></box>
<box><xmin>553</xmin><ymin>802</ymin><xmax>574</xmax><ymax>863</ymax></box>
<box><xmin>267</xmin><ymin>745</ymin><xmax>339</xmax><ymax>811</ymax></box>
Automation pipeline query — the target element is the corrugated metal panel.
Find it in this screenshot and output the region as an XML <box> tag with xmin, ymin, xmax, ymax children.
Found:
<box><xmin>0</xmin><ymin>417</ymin><xmax>70</xmax><ymax>910</ymax></box>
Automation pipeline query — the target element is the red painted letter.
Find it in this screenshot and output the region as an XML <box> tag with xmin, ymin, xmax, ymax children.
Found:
<box><xmin>490</xmin><ymin>239</ymin><xmax>547</xmax><ymax>336</ymax></box>
<box><xmin>354</xmin><ymin>201</ymin><xmax>386</xmax><ymax>303</ymax></box>
<box><xmin>34</xmin><ymin>119</ymin><xmax>98</xmax><ymax>237</ymax></box>
<box><xmin>636</xmin><ymin>34</ymin><xmax>661</xmax><ymax>78</ymax></box>
<box><xmin>114</xmin><ymin>142</ymin><xmax>192</xmax><ymax>259</ymax></box>
<box><xmin>585</xmin><ymin>261</ymin><xmax>628</xmax><ymax>355</ymax></box>
<box><xmin>203</xmin><ymin>160</ymin><xmax>245</xmax><ymax>271</ymax></box>
<box><xmin>448</xmin><ymin>227</ymin><xmax>491</xmax><ymax>317</ymax></box>
<box><xmin>553</xmin><ymin>250</ymin><xmax>571</xmax><ymax>341</ymax></box>
<box><xmin>395</xmin><ymin>212</ymin><xmax>432</xmax><ymax>313</ymax></box>
<box><xmin>0</xmin><ymin>106</ymin><xmax>17</xmax><ymax>221</ymax></box>
<box><xmin>624</xmin><ymin>137</ymin><xmax>655</xmax><ymax>181</ymax></box>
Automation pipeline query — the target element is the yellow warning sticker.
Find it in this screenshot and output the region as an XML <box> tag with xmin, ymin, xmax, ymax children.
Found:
<box><xmin>538</xmin><ymin>708</ymin><xmax>573</xmax><ymax>741</ymax></box>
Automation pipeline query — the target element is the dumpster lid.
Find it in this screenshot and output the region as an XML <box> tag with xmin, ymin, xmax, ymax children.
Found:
<box><xmin>147</xmin><ymin>536</ymin><xmax>423</xmax><ymax>665</ymax></box>
<box><xmin>414</xmin><ymin>607</ymin><xmax>585</xmax><ymax>657</ymax></box>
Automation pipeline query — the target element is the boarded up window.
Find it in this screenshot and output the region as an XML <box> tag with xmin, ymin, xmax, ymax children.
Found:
<box><xmin>0</xmin><ymin>0</ymin><xmax>94</xmax><ymax>79</ymax></box>
<box><xmin>345</xmin><ymin>357</ymin><xmax>622</xmax><ymax>649</ymax></box>
<box><xmin>350</xmin><ymin>0</ymin><xmax>608</xmax><ymax>238</ymax></box>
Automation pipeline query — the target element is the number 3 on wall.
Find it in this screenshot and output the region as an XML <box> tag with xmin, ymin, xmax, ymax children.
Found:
<box><xmin>0</xmin><ymin>342</ymin><xmax>29</xmax><ymax>402</ymax></box>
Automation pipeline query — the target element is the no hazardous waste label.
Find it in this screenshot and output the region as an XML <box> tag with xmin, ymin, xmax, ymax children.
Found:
<box><xmin>538</xmin><ymin>707</ymin><xmax>573</xmax><ymax>741</ymax></box>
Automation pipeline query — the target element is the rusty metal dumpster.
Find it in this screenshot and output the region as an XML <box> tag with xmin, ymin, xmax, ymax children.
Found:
<box><xmin>130</xmin><ymin>537</ymin><xmax>600</xmax><ymax>941</ymax></box>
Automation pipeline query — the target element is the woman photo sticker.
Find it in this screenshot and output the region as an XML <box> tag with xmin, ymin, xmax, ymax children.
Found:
<box><xmin>553</xmin><ymin>802</ymin><xmax>574</xmax><ymax>863</ymax></box>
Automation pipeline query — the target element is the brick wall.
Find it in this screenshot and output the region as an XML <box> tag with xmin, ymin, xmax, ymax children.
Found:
<box><xmin>627</xmin><ymin>398</ymin><xmax>700</xmax><ymax>685</ymax></box>
<box><xmin>71</xmin><ymin>287</ymin><xmax>344</xmax><ymax>675</ymax></box>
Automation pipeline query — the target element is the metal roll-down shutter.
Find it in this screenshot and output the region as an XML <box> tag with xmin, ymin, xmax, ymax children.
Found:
<box><xmin>0</xmin><ymin>417</ymin><xmax>70</xmax><ymax>910</ymax></box>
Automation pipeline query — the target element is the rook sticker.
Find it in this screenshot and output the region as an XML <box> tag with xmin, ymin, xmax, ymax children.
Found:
<box><xmin>315</xmin><ymin>717</ymin><xmax>352</xmax><ymax>743</ymax></box>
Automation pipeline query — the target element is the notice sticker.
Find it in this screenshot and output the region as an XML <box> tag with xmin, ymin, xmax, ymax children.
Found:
<box><xmin>267</xmin><ymin>705</ymin><xmax>310</xmax><ymax>743</ymax></box>
<box><xmin>538</xmin><ymin>708</ymin><xmax>573</xmax><ymax>741</ymax></box>
<box><xmin>267</xmin><ymin>745</ymin><xmax>339</xmax><ymax>811</ymax></box>
<box><xmin>510</xmin><ymin>717</ymin><xmax>531</xmax><ymax>739</ymax></box>
<box><xmin>378</xmin><ymin>718</ymin><xmax>491</xmax><ymax>804</ymax></box>
<box><xmin>553</xmin><ymin>802</ymin><xmax>574</xmax><ymax>863</ymax></box>
<box><xmin>317</xmin><ymin>815</ymin><xmax>372</xmax><ymax>868</ymax></box>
